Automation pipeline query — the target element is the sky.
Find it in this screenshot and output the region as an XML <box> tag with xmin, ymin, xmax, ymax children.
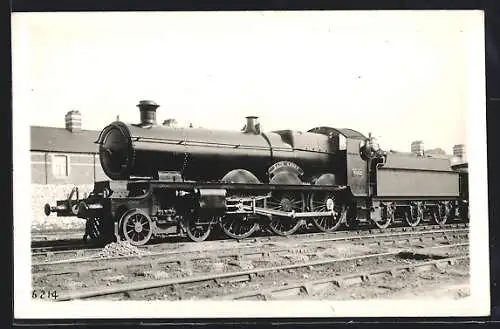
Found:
<box><xmin>12</xmin><ymin>11</ymin><xmax>484</xmax><ymax>153</ymax></box>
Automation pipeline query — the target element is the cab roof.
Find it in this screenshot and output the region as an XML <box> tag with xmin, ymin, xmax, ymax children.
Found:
<box><xmin>308</xmin><ymin>126</ymin><xmax>366</xmax><ymax>140</ymax></box>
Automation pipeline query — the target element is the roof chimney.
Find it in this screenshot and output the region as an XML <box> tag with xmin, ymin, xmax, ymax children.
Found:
<box><xmin>411</xmin><ymin>140</ymin><xmax>424</xmax><ymax>156</ymax></box>
<box><xmin>243</xmin><ymin>116</ymin><xmax>260</xmax><ymax>134</ymax></box>
<box><xmin>453</xmin><ymin>144</ymin><xmax>467</xmax><ymax>161</ymax></box>
<box><xmin>137</xmin><ymin>100</ymin><xmax>159</xmax><ymax>125</ymax></box>
<box><xmin>411</xmin><ymin>141</ymin><xmax>424</xmax><ymax>156</ymax></box>
<box><xmin>65</xmin><ymin>110</ymin><xmax>82</xmax><ymax>132</ymax></box>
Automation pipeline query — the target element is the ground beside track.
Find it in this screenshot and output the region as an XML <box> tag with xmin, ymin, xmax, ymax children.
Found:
<box><xmin>312</xmin><ymin>261</ymin><xmax>470</xmax><ymax>300</ymax></box>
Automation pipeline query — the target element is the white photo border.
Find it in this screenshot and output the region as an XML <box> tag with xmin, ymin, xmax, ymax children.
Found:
<box><xmin>13</xmin><ymin>10</ymin><xmax>490</xmax><ymax>319</ymax></box>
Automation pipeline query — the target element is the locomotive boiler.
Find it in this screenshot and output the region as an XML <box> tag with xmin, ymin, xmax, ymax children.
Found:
<box><xmin>98</xmin><ymin>100</ymin><xmax>340</xmax><ymax>184</ymax></box>
<box><xmin>44</xmin><ymin>100</ymin><xmax>469</xmax><ymax>245</ymax></box>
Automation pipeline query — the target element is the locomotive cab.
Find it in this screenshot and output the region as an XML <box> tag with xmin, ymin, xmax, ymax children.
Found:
<box><xmin>307</xmin><ymin>127</ymin><xmax>369</xmax><ymax>196</ymax></box>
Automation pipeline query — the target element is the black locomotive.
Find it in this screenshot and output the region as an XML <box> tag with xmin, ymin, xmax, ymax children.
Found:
<box><xmin>44</xmin><ymin>100</ymin><xmax>469</xmax><ymax>245</ymax></box>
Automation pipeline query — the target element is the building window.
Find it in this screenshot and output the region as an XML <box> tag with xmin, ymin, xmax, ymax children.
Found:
<box><xmin>52</xmin><ymin>154</ymin><xmax>69</xmax><ymax>178</ymax></box>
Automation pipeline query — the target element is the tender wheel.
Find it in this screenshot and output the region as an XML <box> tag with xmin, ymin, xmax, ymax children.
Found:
<box><xmin>220</xmin><ymin>214</ymin><xmax>259</xmax><ymax>239</ymax></box>
<box><xmin>310</xmin><ymin>192</ymin><xmax>344</xmax><ymax>233</ymax></box>
<box><xmin>373</xmin><ymin>203</ymin><xmax>394</xmax><ymax>229</ymax></box>
<box><xmin>433</xmin><ymin>202</ymin><xmax>451</xmax><ymax>226</ymax></box>
<box><xmin>185</xmin><ymin>215</ymin><xmax>213</xmax><ymax>242</ymax></box>
<box><xmin>459</xmin><ymin>202</ymin><xmax>469</xmax><ymax>222</ymax></box>
<box><xmin>267</xmin><ymin>192</ymin><xmax>303</xmax><ymax>236</ymax></box>
<box><xmin>404</xmin><ymin>203</ymin><xmax>423</xmax><ymax>227</ymax></box>
<box><xmin>120</xmin><ymin>209</ymin><xmax>153</xmax><ymax>246</ymax></box>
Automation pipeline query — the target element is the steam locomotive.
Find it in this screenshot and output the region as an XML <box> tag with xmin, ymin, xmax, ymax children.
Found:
<box><xmin>44</xmin><ymin>100</ymin><xmax>469</xmax><ymax>245</ymax></box>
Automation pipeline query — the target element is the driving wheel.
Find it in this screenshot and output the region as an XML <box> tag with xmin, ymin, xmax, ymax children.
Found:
<box><xmin>310</xmin><ymin>192</ymin><xmax>344</xmax><ymax>232</ymax></box>
<box><xmin>267</xmin><ymin>192</ymin><xmax>303</xmax><ymax>236</ymax></box>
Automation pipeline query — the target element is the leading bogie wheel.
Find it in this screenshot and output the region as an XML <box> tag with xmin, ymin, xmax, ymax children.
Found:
<box><xmin>310</xmin><ymin>192</ymin><xmax>344</xmax><ymax>233</ymax></box>
<box><xmin>185</xmin><ymin>215</ymin><xmax>213</xmax><ymax>242</ymax></box>
<box><xmin>220</xmin><ymin>214</ymin><xmax>259</xmax><ymax>240</ymax></box>
<box><xmin>85</xmin><ymin>217</ymin><xmax>104</xmax><ymax>242</ymax></box>
<box><xmin>120</xmin><ymin>209</ymin><xmax>154</xmax><ymax>246</ymax></box>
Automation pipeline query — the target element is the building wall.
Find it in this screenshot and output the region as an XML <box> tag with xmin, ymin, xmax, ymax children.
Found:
<box><xmin>94</xmin><ymin>154</ymin><xmax>108</xmax><ymax>181</ymax></box>
<box><xmin>31</xmin><ymin>151</ymin><xmax>108</xmax><ymax>185</ymax></box>
<box><xmin>32</xmin><ymin>184</ymin><xmax>94</xmax><ymax>231</ymax></box>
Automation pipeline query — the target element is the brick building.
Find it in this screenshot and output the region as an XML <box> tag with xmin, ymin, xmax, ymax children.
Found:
<box><xmin>30</xmin><ymin>110</ymin><xmax>108</xmax><ymax>185</ymax></box>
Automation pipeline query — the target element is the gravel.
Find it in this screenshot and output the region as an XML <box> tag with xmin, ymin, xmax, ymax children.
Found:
<box><xmin>97</xmin><ymin>241</ymin><xmax>151</xmax><ymax>258</ymax></box>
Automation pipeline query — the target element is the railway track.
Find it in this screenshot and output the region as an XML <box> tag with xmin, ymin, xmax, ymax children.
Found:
<box><xmin>33</xmin><ymin>226</ymin><xmax>468</xmax><ymax>300</ymax></box>
<box><xmin>32</xmin><ymin>222</ymin><xmax>468</xmax><ymax>262</ymax></box>
<box><xmin>33</xmin><ymin>226</ymin><xmax>468</xmax><ymax>269</ymax></box>
<box><xmin>216</xmin><ymin>253</ymin><xmax>470</xmax><ymax>300</ymax></box>
<box><xmin>31</xmin><ymin>240</ymin><xmax>91</xmax><ymax>255</ymax></box>
<box><xmin>52</xmin><ymin>243</ymin><xmax>469</xmax><ymax>301</ymax></box>
<box><xmin>31</xmin><ymin>230</ymin><xmax>84</xmax><ymax>242</ymax></box>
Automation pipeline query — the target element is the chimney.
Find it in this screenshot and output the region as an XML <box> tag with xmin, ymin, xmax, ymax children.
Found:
<box><xmin>411</xmin><ymin>140</ymin><xmax>424</xmax><ymax>156</ymax></box>
<box><xmin>137</xmin><ymin>100</ymin><xmax>159</xmax><ymax>125</ymax></box>
<box><xmin>453</xmin><ymin>144</ymin><xmax>467</xmax><ymax>161</ymax></box>
<box><xmin>243</xmin><ymin>116</ymin><xmax>260</xmax><ymax>134</ymax></box>
<box><xmin>65</xmin><ymin>110</ymin><xmax>82</xmax><ymax>132</ymax></box>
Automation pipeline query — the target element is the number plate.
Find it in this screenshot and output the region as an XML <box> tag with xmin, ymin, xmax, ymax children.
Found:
<box><xmin>351</xmin><ymin>168</ymin><xmax>363</xmax><ymax>176</ymax></box>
